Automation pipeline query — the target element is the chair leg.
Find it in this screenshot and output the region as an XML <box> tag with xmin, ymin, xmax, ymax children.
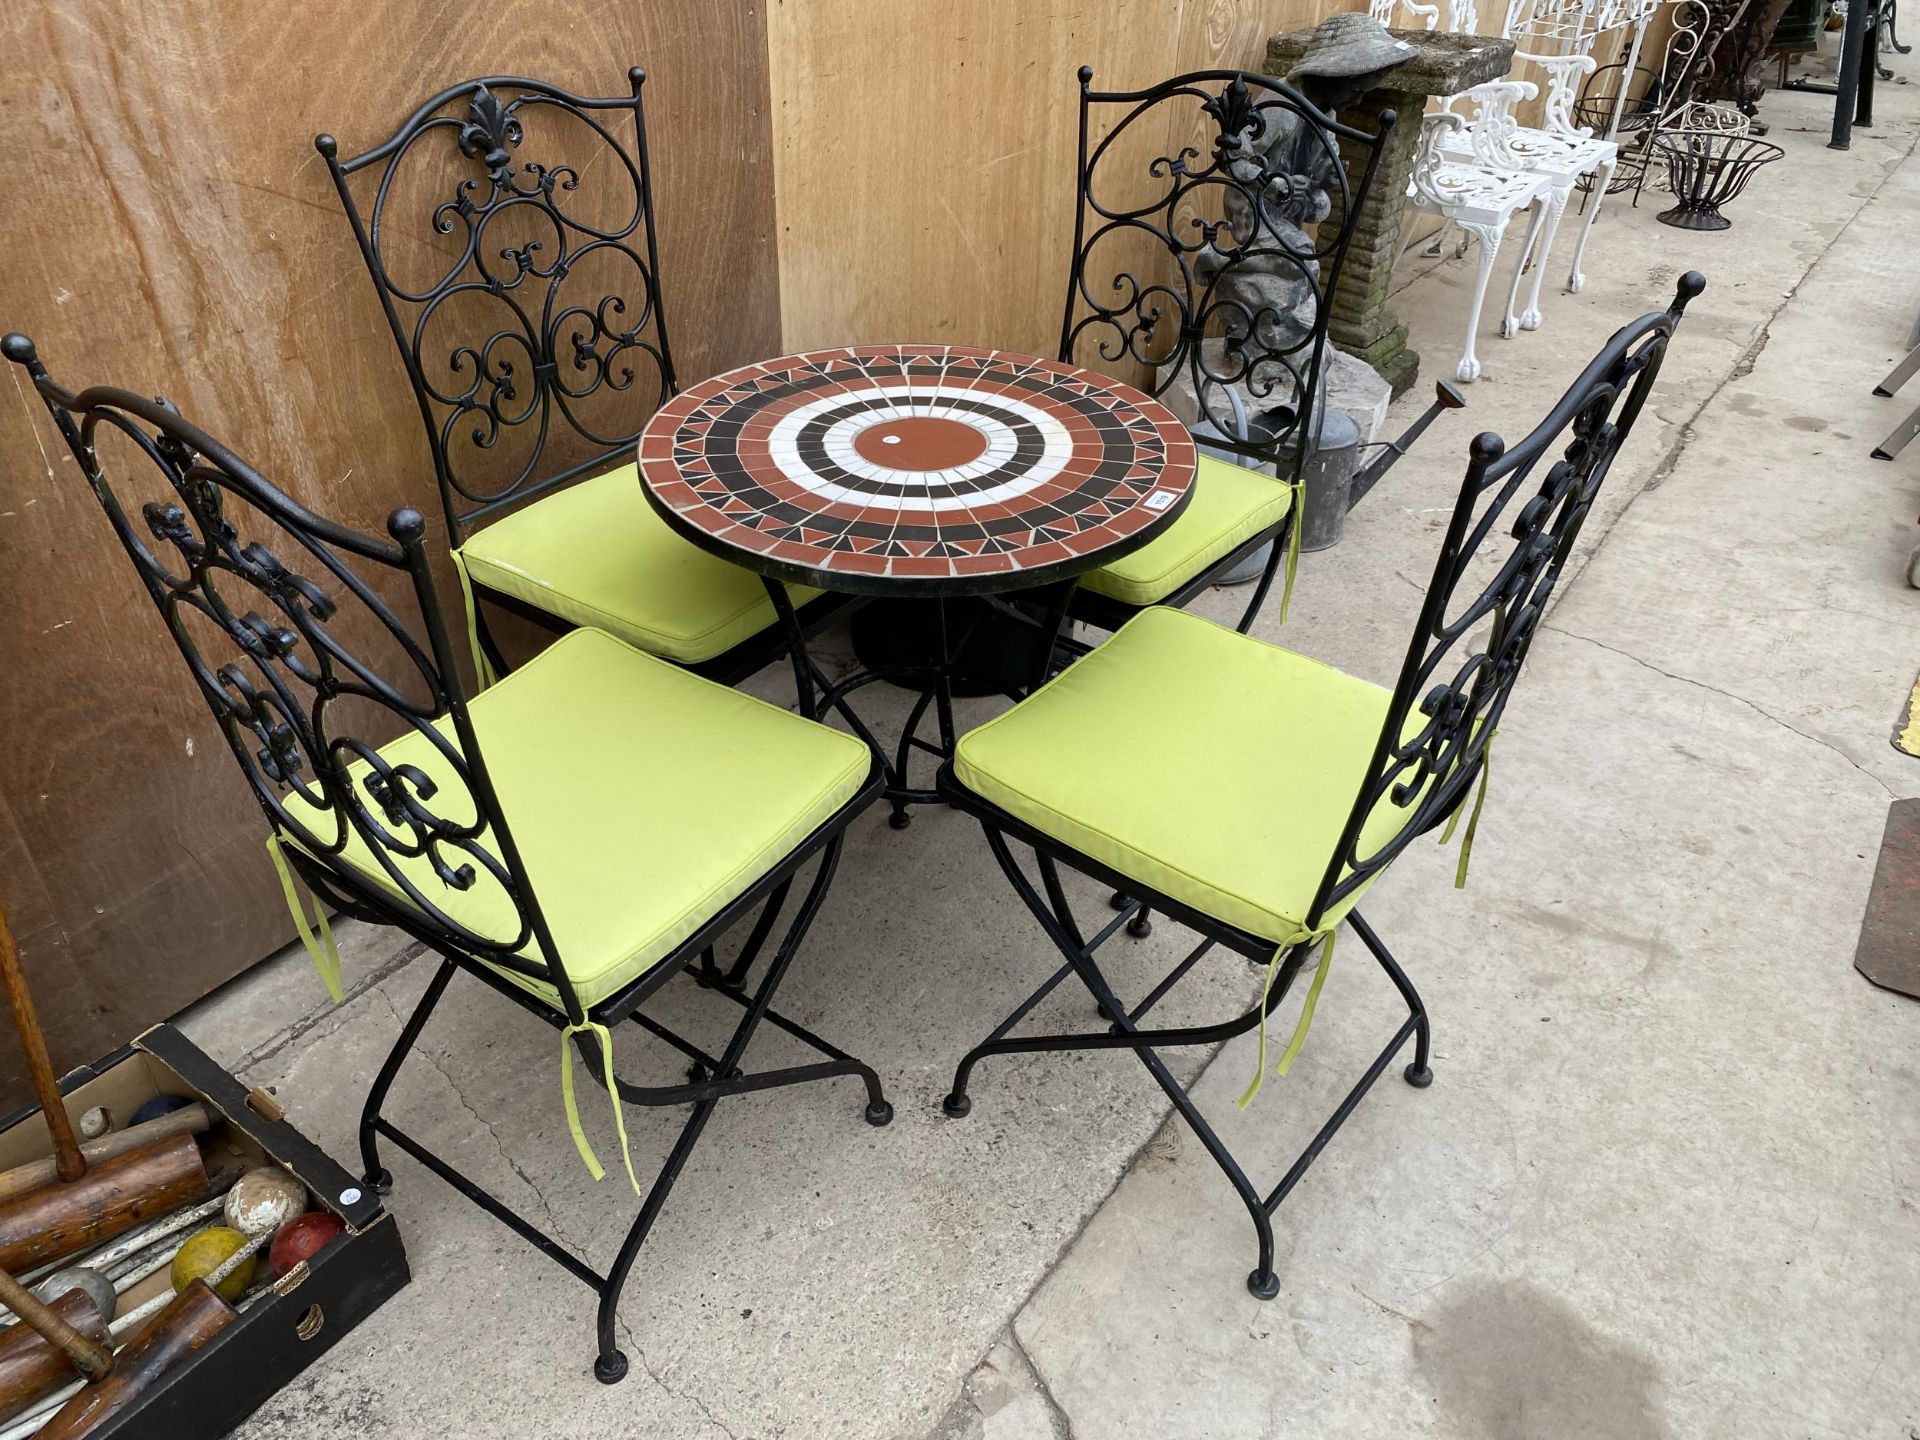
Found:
<box><xmin>357</xmin><ymin>843</ymin><xmax>887</xmax><ymax>1385</ymax></box>
<box><xmin>1873</xmin><ymin>406</ymin><xmax>1920</xmax><ymax>460</ymax></box>
<box><xmin>1875</xmin><ymin>340</ymin><xmax>1920</xmax><ymax>397</ymax></box>
<box><xmin>1346</xmin><ymin>911</ymin><xmax>1432</xmax><ymax>1087</ymax></box>
<box><xmin>1567</xmin><ymin>159</ymin><xmax>1616</xmax><ymax>294</ymax></box>
<box><xmin>948</xmin><ymin>838</ymin><xmax>1283</xmax><ymax>1290</ymax></box>
<box><xmin>588</xmin><ymin>834</ymin><xmax>888</xmax><ymax>1381</ymax></box>
<box><xmin>949</xmin><ymin>829</ymin><xmax>1434</xmax><ymax>1299</ymax></box>
<box><xmin>591</xmin><ymin>1099</ymin><xmax>713</xmax><ymax>1383</ymax></box>
<box><xmin>1499</xmin><ymin>199</ymin><xmax>1547</xmax><ymax>340</ymax></box>
<box><xmin>1107</xmin><ymin>889</ymin><xmax>1152</xmax><ymax>938</ymax></box>
<box><xmin>1518</xmin><ymin>184</ymin><xmax>1570</xmax><ymax>332</ymax></box>
<box><xmin>358</xmin><ymin>955</ymin><xmax>458</xmax><ymax>1192</ymax></box>
<box><xmin>1455</xmin><ymin>221</ymin><xmax>1502</xmax><ymax>382</ymax></box>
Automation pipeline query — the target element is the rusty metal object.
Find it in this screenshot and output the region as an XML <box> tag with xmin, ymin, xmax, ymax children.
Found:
<box><xmin>1855</xmin><ymin>798</ymin><xmax>1920</xmax><ymax>999</ymax></box>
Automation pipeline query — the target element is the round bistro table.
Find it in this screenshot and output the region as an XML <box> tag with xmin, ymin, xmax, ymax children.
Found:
<box><xmin>637</xmin><ymin>343</ymin><xmax>1196</xmax><ymax>823</ymax></box>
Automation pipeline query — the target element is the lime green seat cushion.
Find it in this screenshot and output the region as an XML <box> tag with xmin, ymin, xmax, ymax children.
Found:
<box><xmin>281</xmin><ymin>628</ymin><xmax>869</xmax><ymax>1010</ymax></box>
<box><xmin>1079</xmin><ymin>454</ymin><xmax>1293</xmax><ymax>607</ymax></box>
<box><xmin>457</xmin><ymin>462</ymin><xmax>818</xmax><ymax>665</ymax></box>
<box><xmin>953</xmin><ymin>607</ymin><xmax>1405</xmax><ymax>944</ymax></box>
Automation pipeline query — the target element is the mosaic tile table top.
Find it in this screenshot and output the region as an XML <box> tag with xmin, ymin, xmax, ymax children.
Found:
<box><xmin>638</xmin><ymin>345</ymin><xmax>1197</xmax><ymax>596</ymax></box>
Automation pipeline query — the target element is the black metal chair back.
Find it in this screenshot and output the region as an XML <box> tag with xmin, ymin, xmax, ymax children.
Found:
<box><xmin>318</xmin><ymin>72</ymin><xmax>676</xmax><ymax>544</ymax></box>
<box><xmin>2</xmin><ymin>335</ymin><xmax>587</xmax><ymax>1022</ymax></box>
<box><xmin>1058</xmin><ymin>69</ymin><xmax>1393</xmax><ymax>472</ymax></box>
<box><xmin>1305</xmin><ymin>273</ymin><xmax>1706</xmax><ymax>925</ymax></box>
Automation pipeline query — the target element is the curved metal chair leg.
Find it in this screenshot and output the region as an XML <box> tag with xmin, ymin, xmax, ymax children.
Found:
<box><xmin>594</xmin><ymin>1102</ymin><xmax>713</xmax><ymax>1383</ymax></box>
<box><xmin>1567</xmin><ymin>158</ymin><xmax>1616</xmax><ymax>293</ymax></box>
<box><xmin>1518</xmin><ymin>185</ymin><xmax>1569</xmax><ymax>332</ymax></box>
<box><xmin>1499</xmin><ymin>199</ymin><xmax>1547</xmax><ymax>340</ymax></box>
<box><xmin>1233</xmin><ymin>515</ymin><xmax>1293</xmax><ymax>634</ymax></box>
<box><xmin>358</xmin><ymin>956</ymin><xmax>457</xmax><ymax>1192</ymax></box>
<box><xmin>1456</xmin><ymin>223</ymin><xmax>1502</xmax><ymax>382</ymax></box>
<box><xmin>591</xmin><ymin>835</ymin><xmax>885</xmax><ymax>1378</ymax></box>
<box><xmin>1346</xmin><ymin>911</ymin><xmax>1432</xmax><ymax>1087</ymax></box>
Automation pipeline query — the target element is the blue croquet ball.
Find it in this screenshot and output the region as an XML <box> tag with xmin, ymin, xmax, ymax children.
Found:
<box><xmin>130</xmin><ymin>1094</ymin><xmax>195</xmax><ymax>1127</ymax></box>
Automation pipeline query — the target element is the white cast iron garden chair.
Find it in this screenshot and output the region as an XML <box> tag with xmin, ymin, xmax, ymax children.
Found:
<box><xmin>1379</xmin><ymin>0</ymin><xmax>1622</xmax><ymax>306</ymax></box>
<box><xmin>1407</xmin><ymin>102</ymin><xmax>1556</xmax><ymax>381</ymax></box>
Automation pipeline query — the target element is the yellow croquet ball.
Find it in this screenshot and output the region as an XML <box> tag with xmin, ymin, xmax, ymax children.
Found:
<box><xmin>171</xmin><ymin>1226</ymin><xmax>254</xmax><ymax>1301</ymax></box>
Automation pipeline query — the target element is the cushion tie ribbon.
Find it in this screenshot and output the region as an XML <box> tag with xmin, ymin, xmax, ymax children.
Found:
<box><xmin>449</xmin><ymin>547</ymin><xmax>500</xmax><ymax>690</ymax></box>
<box><xmin>266</xmin><ymin>833</ymin><xmax>343</xmax><ymax>1003</ymax></box>
<box><xmin>561</xmin><ymin>1020</ymin><xmax>641</xmax><ymax>1195</ymax></box>
<box><xmin>1278</xmin><ymin>483</ymin><xmax>1304</xmax><ymax>625</ymax></box>
<box><xmin>1238</xmin><ymin>923</ymin><xmax>1335</xmax><ymax>1110</ymax></box>
<box><xmin>1440</xmin><ymin>741</ymin><xmax>1493</xmax><ymax>890</ymax></box>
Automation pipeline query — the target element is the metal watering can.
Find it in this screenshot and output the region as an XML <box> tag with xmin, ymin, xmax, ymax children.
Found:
<box><xmin>1193</xmin><ymin>380</ymin><xmax>1465</xmax><ymax>583</ymax></box>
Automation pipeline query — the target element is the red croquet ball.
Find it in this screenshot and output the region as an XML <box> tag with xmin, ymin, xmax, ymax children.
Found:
<box><xmin>267</xmin><ymin>1212</ymin><xmax>345</xmax><ymax>1279</ymax></box>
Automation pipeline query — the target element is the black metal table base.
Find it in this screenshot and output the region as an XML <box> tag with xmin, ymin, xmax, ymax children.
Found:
<box><xmin>767</xmin><ymin>583</ymin><xmax>1077</xmax><ymax>829</ymax></box>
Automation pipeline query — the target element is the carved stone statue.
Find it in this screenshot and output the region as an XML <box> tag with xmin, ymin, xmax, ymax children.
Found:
<box><xmin>1196</xmin><ymin>16</ymin><xmax>1415</xmax><ymax>386</ymax></box>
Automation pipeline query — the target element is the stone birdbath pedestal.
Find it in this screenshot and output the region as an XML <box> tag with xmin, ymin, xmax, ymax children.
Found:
<box><xmin>1267</xmin><ymin>27</ymin><xmax>1514</xmax><ymax>395</ymax></box>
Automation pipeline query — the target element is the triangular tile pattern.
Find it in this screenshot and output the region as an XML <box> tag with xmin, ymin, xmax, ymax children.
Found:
<box><xmin>634</xmin><ymin>343</ymin><xmax>1196</xmax><ymax>587</ymax></box>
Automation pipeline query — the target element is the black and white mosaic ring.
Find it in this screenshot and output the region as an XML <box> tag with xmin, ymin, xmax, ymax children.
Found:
<box><xmin>637</xmin><ymin>344</ymin><xmax>1196</xmax><ymax>597</ymax></box>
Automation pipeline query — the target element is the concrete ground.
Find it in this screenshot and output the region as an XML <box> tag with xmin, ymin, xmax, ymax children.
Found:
<box><xmin>179</xmin><ymin>53</ymin><xmax>1920</xmax><ymax>1440</ymax></box>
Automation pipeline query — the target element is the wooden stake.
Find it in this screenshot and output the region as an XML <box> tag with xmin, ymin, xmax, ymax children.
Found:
<box><xmin>0</xmin><ymin>905</ymin><xmax>84</xmax><ymax>1185</ymax></box>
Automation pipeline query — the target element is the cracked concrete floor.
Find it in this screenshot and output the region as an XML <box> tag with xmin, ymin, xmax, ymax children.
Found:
<box><xmin>178</xmin><ymin>58</ymin><xmax>1920</xmax><ymax>1440</ymax></box>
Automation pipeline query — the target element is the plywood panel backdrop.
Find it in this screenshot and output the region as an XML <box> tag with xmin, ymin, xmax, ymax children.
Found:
<box><xmin>0</xmin><ymin>0</ymin><xmax>780</xmax><ymax>1100</ymax></box>
<box><xmin>766</xmin><ymin>0</ymin><xmax>1346</xmax><ymax>358</ymax></box>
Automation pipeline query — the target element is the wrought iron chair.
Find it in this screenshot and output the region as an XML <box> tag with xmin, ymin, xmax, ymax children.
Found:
<box><xmin>1055</xmin><ymin>68</ymin><xmax>1393</xmax><ymax>636</ymax></box>
<box><xmin>318</xmin><ymin>73</ymin><xmax>834</xmax><ymax>686</ymax></box>
<box><xmin>4</xmin><ymin>334</ymin><xmax>892</xmax><ymax>1382</ymax></box>
<box><xmin>936</xmin><ymin>274</ymin><xmax>1705</xmax><ymax>1298</ymax></box>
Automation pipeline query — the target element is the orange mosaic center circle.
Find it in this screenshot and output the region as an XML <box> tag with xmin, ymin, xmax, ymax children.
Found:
<box><xmin>851</xmin><ymin>416</ymin><xmax>990</xmax><ymax>471</ymax></box>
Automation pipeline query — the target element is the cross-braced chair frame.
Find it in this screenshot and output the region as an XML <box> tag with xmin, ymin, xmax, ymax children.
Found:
<box><xmin>4</xmin><ymin>334</ymin><xmax>891</xmax><ymax>1383</ymax></box>
<box><xmin>319</xmin><ymin>72</ymin><xmax>841</xmax><ymax>684</ymax></box>
<box><xmin>938</xmin><ymin>274</ymin><xmax>1706</xmax><ymax>1298</ymax></box>
<box><xmin>1056</xmin><ymin>68</ymin><xmax>1393</xmax><ymax>637</ymax></box>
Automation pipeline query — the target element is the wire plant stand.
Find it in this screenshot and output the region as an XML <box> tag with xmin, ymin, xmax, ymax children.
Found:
<box><xmin>1652</xmin><ymin>130</ymin><xmax>1783</xmax><ymax>228</ymax></box>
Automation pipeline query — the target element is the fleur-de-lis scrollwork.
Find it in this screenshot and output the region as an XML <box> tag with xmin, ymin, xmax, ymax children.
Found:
<box><xmin>457</xmin><ymin>85</ymin><xmax>523</xmax><ymax>186</ymax></box>
<box><xmin>1202</xmin><ymin>75</ymin><xmax>1261</xmax><ymax>158</ymax></box>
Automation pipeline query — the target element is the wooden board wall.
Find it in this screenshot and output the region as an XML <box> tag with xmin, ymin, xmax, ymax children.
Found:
<box><xmin>0</xmin><ymin>1</ymin><xmax>781</xmax><ymax>1098</ymax></box>
<box><xmin>765</xmin><ymin>0</ymin><xmax>1348</xmax><ymax>357</ymax></box>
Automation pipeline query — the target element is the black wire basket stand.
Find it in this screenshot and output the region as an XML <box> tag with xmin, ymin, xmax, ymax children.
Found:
<box><xmin>1652</xmin><ymin>131</ymin><xmax>1783</xmax><ymax>230</ymax></box>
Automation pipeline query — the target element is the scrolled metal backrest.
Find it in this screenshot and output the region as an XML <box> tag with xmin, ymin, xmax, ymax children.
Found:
<box><xmin>1657</xmin><ymin>0</ymin><xmax>1748</xmax><ymax>114</ymax></box>
<box><xmin>2</xmin><ymin>336</ymin><xmax>585</xmax><ymax>1019</ymax></box>
<box><xmin>319</xmin><ymin>72</ymin><xmax>676</xmax><ymax>542</ymax></box>
<box><xmin>1059</xmin><ymin>70</ymin><xmax>1392</xmax><ymax>472</ymax></box>
<box><xmin>1372</xmin><ymin>0</ymin><xmax>1443</xmax><ymax>28</ymax></box>
<box><xmin>1301</xmin><ymin>274</ymin><xmax>1705</xmax><ymax>927</ymax></box>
